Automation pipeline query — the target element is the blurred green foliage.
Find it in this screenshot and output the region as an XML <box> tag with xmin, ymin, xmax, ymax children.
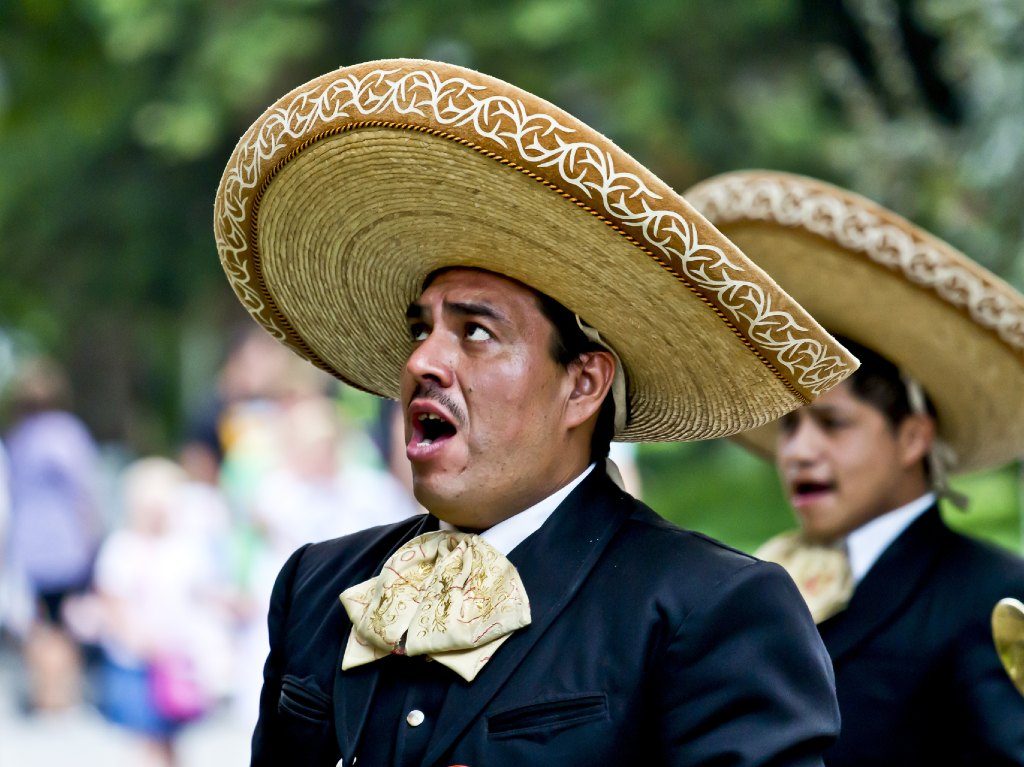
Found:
<box><xmin>1</xmin><ymin>0</ymin><xmax>1022</xmax><ymax>549</ymax></box>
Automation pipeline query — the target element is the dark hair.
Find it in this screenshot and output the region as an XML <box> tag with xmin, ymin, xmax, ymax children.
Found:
<box><xmin>535</xmin><ymin>292</ymin><xmax>617</xmax><ymax>463</ymax></box>
<box><xmin>834</xmin><ymin>335</ymin><xmax>937</xmax><ymax>430</ymax></box>
<box><xmin>836</xmin><ymin>335</ymin><xmax>937</xmax><ymax>479</ymax></box>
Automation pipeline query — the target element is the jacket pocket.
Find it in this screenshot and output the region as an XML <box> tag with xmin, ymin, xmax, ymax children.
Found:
<box><xmin>278</xmin><ymin>674</ymin><xmax>331</xmax><ymax>724</ymax></box>
<box><xmin>487</xmin><ymin>693</ymin><xmax>608</xmax><ymax>738</ymax></box>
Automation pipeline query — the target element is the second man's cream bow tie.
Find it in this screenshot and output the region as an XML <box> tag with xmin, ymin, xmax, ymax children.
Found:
<box><xmin>756</xmin><ymin>531</ymin><xmax>854</xmax><ymax>624</ymax></box>
<box><xmin>339</xmin><ymin>531</ymin><xmax>531</xmax><ymax>682</ymax></box>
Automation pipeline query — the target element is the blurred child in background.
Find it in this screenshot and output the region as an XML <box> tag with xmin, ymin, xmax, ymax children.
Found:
<box><xmin>94</xmin><ymin>457</ymin><xmax>232</xmax><ymax>767</ymax></box>
<box><xmin>234</xmin><ymin>394</ymin><xmax>421</xmax><ymax>725</ymax></box>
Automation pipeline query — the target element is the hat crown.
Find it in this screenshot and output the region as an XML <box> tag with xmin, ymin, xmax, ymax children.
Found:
<box><xmin>215</xmin><ymin>62</ymin><xmax>858</xmax><ymax>442</ymax></box>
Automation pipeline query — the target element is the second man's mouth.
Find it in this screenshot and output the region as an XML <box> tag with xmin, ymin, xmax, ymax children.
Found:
<box><xmin>790</xmin><ymin>479</ymin><xmax>837</xmax><ymax>507</ymax></box>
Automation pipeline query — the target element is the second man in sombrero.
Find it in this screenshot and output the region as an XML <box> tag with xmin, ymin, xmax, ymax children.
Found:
<box><xmin>688</xmin><ymin>170</ymin><xmax>1024</xmax><ymax>765</ymax></box>
<box><xmin>216</xmin><ymin>60</ymin><xmax>858</xmax><ymax>766</ymax></box>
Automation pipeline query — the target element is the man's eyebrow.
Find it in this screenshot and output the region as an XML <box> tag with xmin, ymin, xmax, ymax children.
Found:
<box><xmin>443</xmin><ymin>300</ymin><xmax>508</xmax><ymax>323</ymax></box>
<box><xmin>405</xmin><ymin>303</ymin><xmax>424</xmax><ymax>320</ymax></box>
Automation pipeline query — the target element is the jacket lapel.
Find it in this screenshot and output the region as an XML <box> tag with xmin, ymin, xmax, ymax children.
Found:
<box><xmin>333</xmin><ymin>512</ymin><xmax>439</xmax><ymax>762</ymax></box>
<box><xmin>421</xmin><ymin>469</ymin><xmax>630</xmax><ymax>767</ymax></box>
<box><xmin>820</xmin><ymin>506</ymin><xmax>950</xmax><ymax>664</ymax></box>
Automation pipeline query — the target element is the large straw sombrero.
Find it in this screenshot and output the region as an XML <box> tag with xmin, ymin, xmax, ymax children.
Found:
<box><xmin>686</xmin><ymin>170</ymin><xmax>1024</xmax><ymax>470</ymax></box>
<box><xmin>214</xmin><ymin>60</ymin><xmax>857</xmax><ymax>442</ymax></box>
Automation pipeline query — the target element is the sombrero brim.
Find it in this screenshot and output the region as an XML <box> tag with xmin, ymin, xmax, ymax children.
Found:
<box><xmin>686</xmin><ymin>170</ymin><xmax>1024</xmax><ymax>470</ymax></box>
<box><xmin>215</xmin><ymin>61</ymin><xmax>857</xmax><ymax>442</ymax></box>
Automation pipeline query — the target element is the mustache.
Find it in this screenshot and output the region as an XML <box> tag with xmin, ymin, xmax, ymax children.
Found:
<box><xmin>408</xmin><ymin>383</ymin><xmax>467</xmax><ymax>428</ymax></box>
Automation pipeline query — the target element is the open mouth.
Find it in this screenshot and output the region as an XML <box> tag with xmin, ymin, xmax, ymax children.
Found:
<box><xmin>406</xmin><ymin>401</ymin><xmax>460</xmax><ymax>462</ymax></box>
<box><xmin>790</xmin><ymin>479</ymin><xmax>837</xmax><ymax>505</ymax></box>
<box><xmin>413</xmin><ymin>411</ymin><xmax>457</xmax><ymax>446</ymax></box>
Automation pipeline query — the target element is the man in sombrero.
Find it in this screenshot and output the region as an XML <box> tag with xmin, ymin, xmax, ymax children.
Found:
<box><xmin>216</xmin><ymin>60</ymin><xmax>857</xmax><ymax>766</ymax></box>
<box><xmin>688</xmin><ymin>171</ymin><xmax>1024</xmax><ymax>765</ymax></box>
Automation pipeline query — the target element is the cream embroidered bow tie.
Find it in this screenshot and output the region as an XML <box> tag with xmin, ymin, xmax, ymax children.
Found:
<box><xmin>756</xmin><ymin>531</ymin><xmax>854</xmax><ymax>624</ymax></box>
<box><xmin>339</xmin><ymin>531</ymin><xmax>531</xmax><ymax>682</ymax></box>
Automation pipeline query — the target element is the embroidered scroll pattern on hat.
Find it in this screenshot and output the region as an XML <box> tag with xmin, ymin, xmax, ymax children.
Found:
<box><xmin>687</xmin><ymin>173</ymin><xmax>1024</xmax><ymax>355</ymax></box>
<box><xmin>215</xmin><ymin>66</ymin><xmax>854</xmax><ymax>396</ymax></box>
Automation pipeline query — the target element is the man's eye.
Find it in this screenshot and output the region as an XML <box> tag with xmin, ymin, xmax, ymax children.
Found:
<box><xmin>466</xmin><ymin>323</ymin><xmax>492</xmax><ymax>342</ymax></box>
<box><xmin>409</xmin><ymin>323</ymin><xmax>429</xmax><ymax>342</ymax></box>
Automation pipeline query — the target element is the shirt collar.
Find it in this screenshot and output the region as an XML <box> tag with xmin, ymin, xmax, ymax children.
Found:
<box><xmin>846</xmin><ymin>492</ymin><xmax>936</xmax><ymax>584</ymax></box>
<box><xmin>438</xmin><ymin>463</ymin><xmax>596</xmax><ymax>556</ymax></box>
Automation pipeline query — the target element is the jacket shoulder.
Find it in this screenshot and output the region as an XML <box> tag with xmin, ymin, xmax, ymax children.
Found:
<box><xmin>620</xmin><ymin>497</ymin><xmax>762</xmax><ymax>576</ymax></box>
<box><xmin>605</xmin><ymin>496</ymin><xmax>796</xmax><ymax>616</ymax></box>
<box><xmin>940</xmin><ymin>524</ymin><xmax>1024</xmax><ymax>595</ymax></box>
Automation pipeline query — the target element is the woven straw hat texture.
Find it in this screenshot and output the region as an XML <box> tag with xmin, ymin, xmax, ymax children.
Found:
<box><xmin>215</xmin><ymin>60</ymin><xmax>857</xmax><ymax>442</ymax></box>
<box><xmin>686</xmin><ymin>170</ymin><xmax>1024</xmax><ymax>471</ymax></box>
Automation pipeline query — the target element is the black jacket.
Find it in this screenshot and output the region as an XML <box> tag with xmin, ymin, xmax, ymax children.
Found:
<box><xmin>821</xmin><ymin>507</ymin><xmax>1024</xmax><ymax>766</ymax></box>
<box><xmin>252</xmin><ymin>469</ymin><xmax>839</xmax><ymax>766</ymax></box>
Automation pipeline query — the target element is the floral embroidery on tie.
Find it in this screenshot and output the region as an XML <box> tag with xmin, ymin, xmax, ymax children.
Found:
<box><xmin>339</xmin><ymin>531</ymin><xmax>531</xmax><ymax>681</ymax></box>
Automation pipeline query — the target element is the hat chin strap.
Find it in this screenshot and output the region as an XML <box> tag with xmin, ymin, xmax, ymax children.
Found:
<box><xmin>903</xmin><ymin>374</ymin><xmax>969</xmax><ymax>511</ymax></box>
<box><xmin>603</xmin><ymin>456</ymin><xmax>627</xmax><ymax>493</ymax></box>
<box><xmin>574</xmin><ymin>316</ymin><xmax>628</xmax><ymax>436</ymax></box>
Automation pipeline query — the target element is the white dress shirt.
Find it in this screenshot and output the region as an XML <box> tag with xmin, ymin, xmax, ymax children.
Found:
<box><xmin>846</xmin><ymin>492</ymin><xmax>936</xmax><ymax>584</ymax></box>
<box><xmin>439</xmin><ymin>463</ymin><xmax>596</xmax><ymax>556</ymax></box>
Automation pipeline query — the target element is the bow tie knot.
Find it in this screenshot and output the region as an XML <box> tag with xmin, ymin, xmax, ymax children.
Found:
<box><xmin>340</xmin><ymin>531</ymin><xmax>531</xmax><ymax>681</ymax></box>
<box><xmin>756</xmin><ymin>531</ymin><xmax>853</xmax><ymax>624</ymax></box>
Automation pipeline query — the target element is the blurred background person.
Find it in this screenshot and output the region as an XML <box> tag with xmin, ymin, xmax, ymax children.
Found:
<box><xmin>3</xmin><ymin>357</ymin><xmax>102</xmax><ymax>713</ymax></box>
<box><xmin>93</xmin><ymin>457</ymin><xmax>232</xmax><ymax>767</ymax></box>
<box><xmin>234</xmin><ymin>394</ymin><xmax>421</xmax><ymax>726</ymax></box>
<box><xmin>0</xmin><ymin>436</ymin><xmax>23</xmax><ymax>639</ymax></box>
<box><xmin>250</xmin><ymin>395</ymin><xmax>419</xmax><ymax>565</ymax></box>
<box><xmin>0</xmin><ymin>439</ymin><xmax>8</xmax><ymax>556</ymax></box>
<box><xmin>199</xmin><ymin>327</ymin><xmax>302</xmax><ymax>511</ymax></box>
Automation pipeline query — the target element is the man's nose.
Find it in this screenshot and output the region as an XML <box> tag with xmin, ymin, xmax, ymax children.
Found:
<box><xmin>405</xmin><ymin>330</ymin><xmax>455</xmax><ymax>389</ymax></box>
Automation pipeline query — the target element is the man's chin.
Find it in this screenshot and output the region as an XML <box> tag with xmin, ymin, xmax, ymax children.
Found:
<box><xmin>797</xmin><ymin>516</ymin><xmax>850</xmax><ymax>545</ymax></box>
<box><xmin>796</xmin><ymin>510</ymin><xmax>845</xmax><ymax>546</ymax></box>
<box><xmin>411</xmin><ymin>472</ymin><xmax>462</xmax><ymax>516</ymax></box>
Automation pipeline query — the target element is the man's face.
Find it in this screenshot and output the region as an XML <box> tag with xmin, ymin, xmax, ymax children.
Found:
<box><xmin>775</xmin><ymin>382</ymin><xmax>923</xmax><ymax>543</ymax></box>
<box><xmin>401</xmin><ymin>269</ymin><xmax>578</xmax><ymax>526</ymax></box>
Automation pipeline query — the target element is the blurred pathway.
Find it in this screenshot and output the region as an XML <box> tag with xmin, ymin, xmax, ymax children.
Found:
<box><xmin>0</xmin><ymin>646</ymin><xmax>250</xmax><ymax>766</ymax></box>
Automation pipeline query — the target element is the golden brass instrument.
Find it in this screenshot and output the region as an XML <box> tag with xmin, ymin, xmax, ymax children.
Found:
<box><xmin>992</xmin><ymin>598</ymin><xmax>1024</xmax><ymax>696</ymax></box>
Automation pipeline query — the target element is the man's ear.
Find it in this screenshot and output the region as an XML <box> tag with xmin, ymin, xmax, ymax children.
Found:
<box><xmin>564</xmin><ymin>350</ymin><xmax>615</xmax><ymax>430</ymax></box>
<box><xmin>897</xmin><ymin>413</ymin><xmax>936</xmax><ymax>469</ymax></box>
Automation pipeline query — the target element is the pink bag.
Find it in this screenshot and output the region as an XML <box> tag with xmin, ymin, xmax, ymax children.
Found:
<box><xmin>149</xmin><ymin>654</ymin><xmax>208</xmax><ymax>723</ymax></box>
